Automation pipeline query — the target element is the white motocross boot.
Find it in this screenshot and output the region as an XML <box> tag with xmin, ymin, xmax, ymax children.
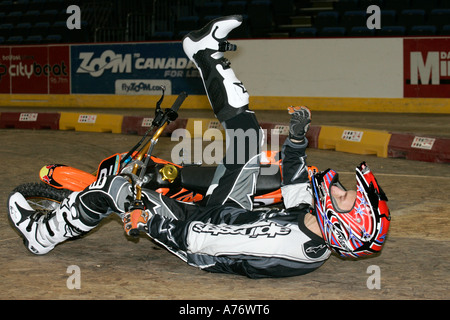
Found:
<box><xmin>182</xmin><ymin>15</ymin><xmax>249</xmax><ymax>122</ymax></box>
<box><xmin>182</xmin><ymin>14</ymin><xmax>243</xmax><ymax>61</ymax></box>
<box><xmin>8</xmin><ymin>191</ymin><xmax>93</xmax><ymax>255</ymax></box>
<box><xmin>8</xmin><ymin>175</ymin><xmax>132</xmax><ymax>255</ymax></box>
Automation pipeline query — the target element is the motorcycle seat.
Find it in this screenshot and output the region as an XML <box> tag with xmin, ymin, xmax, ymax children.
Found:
<box><xmin>180</xmin><ymin>165</ymin><xmax>281</xmax><ymax>195</ymax></box>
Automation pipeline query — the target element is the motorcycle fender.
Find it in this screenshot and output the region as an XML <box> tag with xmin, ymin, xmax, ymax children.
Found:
<box><xmin>95</xmin><ymin>153</ymin><xmax>121</xmax><ymax>181</ymax></box>
<box><xmin>39</xmin><ymin>164</ymin><xmax>96</xmax><ymax>192</ymax></box>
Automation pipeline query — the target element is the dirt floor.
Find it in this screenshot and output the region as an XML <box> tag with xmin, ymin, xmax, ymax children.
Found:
<box><xmin>0</xmin><ymin>109</ymin><xmax>449</xmax><ymax>302</ymax></box>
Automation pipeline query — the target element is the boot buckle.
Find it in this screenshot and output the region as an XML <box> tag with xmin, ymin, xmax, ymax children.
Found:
<box><xmin>219</xmin><ymin>41</ymin><xmax>237</xmax><ymax>52</ymax></box>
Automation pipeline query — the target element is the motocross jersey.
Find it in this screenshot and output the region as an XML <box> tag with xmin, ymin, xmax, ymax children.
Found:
<box><xmin>147</xmin><ymin>204</ymin><xmax>330</xmax><ymax>278</ymax></box>
<box><xmin>141</xmin><ymin>137</ymin><xmax>331</xmax><ymax>278</ymax></box>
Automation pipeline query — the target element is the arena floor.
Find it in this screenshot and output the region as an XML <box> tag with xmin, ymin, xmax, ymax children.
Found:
<box><xmin>0</xmin><ymin>109</ymin><xmax>449</xmax><ymax>302</ymax></box>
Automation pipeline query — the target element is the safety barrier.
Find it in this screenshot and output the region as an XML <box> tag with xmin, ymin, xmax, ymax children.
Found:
<box><xmin>184</xmin><ymin>118</ymin><xmax>225</xmax><ymax>139</ymax></box>
<box><xmin>121</xmin><ymin>115</ymin><xmax>187</xmax><ymax>136</ymax></box>
<box><xmin>59</xmin><ymin>112</ymin><xmax>123</xmax><ymax>133</ymax></box>
<box><xmin>0</xmin><ymin>112</ymin><xmax>60</xmax><ymax>130</ymax></box>
<box><xmin>1</xmin><ymin>111</ymin><xmax>448</xmax><ymax>163</ymax></box>
<box><xmin>318</xmin><ymin>126</ymin><xmax>392</xmax><ymax>158</ymax></box>
<box><xmin>388</xmin><ymin>133</ymin><xmax>450</xmax><ymax>164</ymax></box>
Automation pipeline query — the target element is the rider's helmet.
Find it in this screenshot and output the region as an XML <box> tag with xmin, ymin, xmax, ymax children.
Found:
<box><xmin>311</xmin><ymin>162</ymin><xmax>391</xmax><ymax>258</ymax></box>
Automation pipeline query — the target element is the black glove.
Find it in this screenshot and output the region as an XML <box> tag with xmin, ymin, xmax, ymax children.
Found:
<box><xmin>288</xmin><ymin>106</ymin><xmax>311</xmax><ymax>141</ymax></box>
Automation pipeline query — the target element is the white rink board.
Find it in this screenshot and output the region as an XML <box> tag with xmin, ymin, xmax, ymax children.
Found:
<box><xmin>227</xmin><ymin>38</ymin><xmax>403</xmax><ymax>99</ymax></box>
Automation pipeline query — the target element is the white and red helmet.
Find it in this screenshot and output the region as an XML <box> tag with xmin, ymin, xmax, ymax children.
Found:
<box><xmin>311</xmin><ymin>162</ymin><xmax>391</xmax><ymax>258</ymax></box>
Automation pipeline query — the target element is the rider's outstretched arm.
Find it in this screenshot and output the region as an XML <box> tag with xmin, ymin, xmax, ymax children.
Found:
<box><xmin>281</xmin><ymin>107</ymin><xmax>313</xmax><ymax>209</ymax></box>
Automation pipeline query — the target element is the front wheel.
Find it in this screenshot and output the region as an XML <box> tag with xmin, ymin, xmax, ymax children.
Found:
<box><xmin>12</xmin><ymin>183</ymin><xmax>72</xmax><ymax>215</ymax></box>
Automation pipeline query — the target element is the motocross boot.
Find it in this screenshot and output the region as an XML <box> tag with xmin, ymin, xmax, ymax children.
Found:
<box><xmin>8</xmin><ymin>191</ymin><xmax>94</xmax><ymax>255</ymax></box>
<box><xmin>8</xmin><ymin>175</ymin><xmax>132</xmax><ymax>255</ymax></box>
<box><xmin>182</xmin><ymin>14</ymin><xmax>242</xmax><ymax>61</ymax></box>
<box><xmin>182</xmin><ymin>15</ymin><xmax>249</xmax><ymax>122</ymax></box>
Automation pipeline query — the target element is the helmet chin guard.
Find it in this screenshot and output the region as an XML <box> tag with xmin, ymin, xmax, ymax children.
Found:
<box><xmin>311</xmin><ymin>162</ymin><xmax>391</xmax><ymax>258</ymax></box>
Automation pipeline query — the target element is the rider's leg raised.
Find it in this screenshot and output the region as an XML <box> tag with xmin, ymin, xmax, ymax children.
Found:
<box><xmin>182</xmin><ymin>15</ymin><xmax>263</xmax><ymax>210</ymax></box>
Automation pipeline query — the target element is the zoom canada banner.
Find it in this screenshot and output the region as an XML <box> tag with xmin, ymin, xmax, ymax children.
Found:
<box><xmin>70</xmin><ymin>43</ymin><xmax>204</xmax><ymax>95</ymax></box>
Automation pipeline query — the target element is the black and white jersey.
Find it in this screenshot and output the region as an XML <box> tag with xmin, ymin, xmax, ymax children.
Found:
<box><xmin>142</xmin><ymin>137</ymin><xmax>331</xmax><ymax>278</ymax></box>
<box><xmin>147</xmin><ymin>203</ymin><xmax>330</xmax><ymax>278</ymax></box>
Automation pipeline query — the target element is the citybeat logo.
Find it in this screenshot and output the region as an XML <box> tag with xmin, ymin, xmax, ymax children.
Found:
<box><xmin>0</xmin><ymin>54</ymin><xmax>68</xmax><ymax>79</ymax></box>
<box><xmin>0</xmin><ymin>64</ymin><xmax>6</xmax><ymax>81</ymax></box>
<box><xmin>10</xmin><ymin>61</ymin><xmax>68</xmax><ymax>79</ymax></box>
<box><xmin>0</xmin><ymin>47</ymin><xmax>70</xmax><ymax>94</ymax></box>
<box><xmin>404</xmin><ymin>38</ymin><xmax>450</xmax><ymax>98</ymax></box>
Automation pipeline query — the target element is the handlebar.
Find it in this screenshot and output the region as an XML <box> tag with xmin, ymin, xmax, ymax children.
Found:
<box><xmin>120</xmin><ymin>91</ymin><xmax>188</xmax><ymax>167</ymax></box>
<box><xmin>152</xmin><ymin>91</ymin><xmax>187</xmax><ymax>127</ymax></box>
<box><xmin>132</xmin><ymin>91</ymin><xmax>188</xmax><ymax>169</ymax></box>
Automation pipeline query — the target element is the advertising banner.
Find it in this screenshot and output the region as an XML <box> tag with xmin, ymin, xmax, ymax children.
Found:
<box><xmin>0</xmin><ymin>47</ymin><xmax>10</xmax><ymax>94</ymax></box>
<box><xmin>0</xmin><ymin>45</ymin><xmax>70</xmax><ymax>94</ymax></box>
<box><xmin>404</xmin><ymin>38</ymin><xmax>450</xmax><ymax>98</ymax></box>
<box><xmin>70</xmin><ymin>42</ymin><xmax>204</xmax><ymax>95</ymax></box>
<box><xmin>48</xmin><ymin>45</ymin><xmax>71</xmax><ymax>94</ymax></box>
<box><xmin>10</xmin><ymin>46</ymin><xmax>48</xmax><ymax>94</ymax></box>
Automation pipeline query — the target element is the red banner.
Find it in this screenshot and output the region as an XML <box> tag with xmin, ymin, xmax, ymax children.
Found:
<box><xmin>48</xmin><ymin>45</ymin><xmax>70</xmax><ymax>94</ymax></box>
<box><xmin>0</xmin><ymin>47</ymin><xmax>11</xmax><ymax>94</ymax></box>
<box><xmin>0</xmin><ymin>45</ymin><xmax>70</xmax><ymax>94</ymax></box>
<box><xmin>404</xmin><ymin>38</ymin><xmax>450</xmax><ymax>98</ymax></box>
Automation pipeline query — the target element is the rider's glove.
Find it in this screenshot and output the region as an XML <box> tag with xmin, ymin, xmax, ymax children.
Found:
<box><xmin>123</xmin><ymin>208</ymin><xmax>152</xmax><ymax>237</ymax></box>
<box><xmin>287</xmin><ymin>106</ymin><xmax>311</xmax><ymax>142</ymax></box>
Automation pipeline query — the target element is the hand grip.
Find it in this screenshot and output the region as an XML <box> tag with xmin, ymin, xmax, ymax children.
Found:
<box><xmin>170</xmin><ymin>91</ymin><xmax>187</xmax><ymax>113</ymax></box>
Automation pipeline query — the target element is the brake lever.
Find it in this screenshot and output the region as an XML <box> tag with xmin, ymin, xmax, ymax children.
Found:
<box><xmin>152</xmin><ymin>86</ymin><xmax>166</xmax><ymax>127</ymax></box>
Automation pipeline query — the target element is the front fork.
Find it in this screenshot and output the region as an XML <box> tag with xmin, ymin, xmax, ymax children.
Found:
<box><xmin>124</xmin><ymin>123</ymin><xmax>169</xmax><ymax>237</ymax></box>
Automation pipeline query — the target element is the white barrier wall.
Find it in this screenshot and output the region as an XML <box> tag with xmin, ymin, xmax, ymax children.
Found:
<box><xmin>228</xmin><ymin>38</ymin><xmax>403</xmax><ymax>98</ymax></box>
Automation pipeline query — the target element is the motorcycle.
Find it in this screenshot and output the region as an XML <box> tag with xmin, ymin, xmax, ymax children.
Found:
<box><xmin>12</xmin><ymin>87</ymin><xmax>317</xmax><ymax>229</ymax></box>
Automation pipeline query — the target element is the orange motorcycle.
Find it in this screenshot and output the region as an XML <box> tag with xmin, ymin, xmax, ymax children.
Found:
<box><xmin>12</xmin><ymin>88</ymin><xmax>316</xmax><ymax>217</ymax></box>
